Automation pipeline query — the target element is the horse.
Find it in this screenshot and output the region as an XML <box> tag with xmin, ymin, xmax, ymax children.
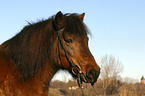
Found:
<box><xmin>0</xmin><ymin>11</ymin><xmax>100</xmax><ymax>96</ymax></box>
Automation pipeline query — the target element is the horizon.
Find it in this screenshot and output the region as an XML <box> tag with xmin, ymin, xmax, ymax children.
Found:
<box><xmin>0</xmin><ymin>0</ymin><xmax>145</xmax><ymax>82</ymax></box>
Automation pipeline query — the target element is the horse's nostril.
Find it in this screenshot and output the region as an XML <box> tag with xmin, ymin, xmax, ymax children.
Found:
<box><xmin>86</xmin><ymin>68</ymin><xmax>100</xmax><ymax>83</ymax></box>
<box><xmin>88</xmin><ymin>69</ymin><xmax>97</xmax><ymax>76</ymax></box>
<box><xmin>86</xmin><ymin>71</ymin><xmax>93</xmax><ymax>80</ymax></box>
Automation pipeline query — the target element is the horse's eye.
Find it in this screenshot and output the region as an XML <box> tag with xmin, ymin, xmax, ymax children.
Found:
<box><xmin>65</xmin><ymin>38</ymin><xmax>73</xmax><ymax>43</ymax></box>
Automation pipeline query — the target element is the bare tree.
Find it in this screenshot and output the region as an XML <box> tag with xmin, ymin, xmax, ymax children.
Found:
<box><xmin>100</xmin><ymin>55</ymin><xmax>123</xmax><ymax>96</ymax></box>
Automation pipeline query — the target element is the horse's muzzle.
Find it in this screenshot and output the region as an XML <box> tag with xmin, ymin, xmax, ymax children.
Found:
<box><xmin>86</xmin><ymin>68</ymin><xmax>100</xmax><ymax>85</ymax></box>
<box><xmin>77</xmin><ymin>68</ymin><xmax>100</xmax><ymax>85</ymax></box>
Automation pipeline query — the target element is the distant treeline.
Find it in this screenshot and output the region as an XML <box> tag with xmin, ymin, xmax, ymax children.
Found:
<box><xmin>49</xmin><ymin>79</ymin><xmax>145</xmax><ymax>96</ymax></box>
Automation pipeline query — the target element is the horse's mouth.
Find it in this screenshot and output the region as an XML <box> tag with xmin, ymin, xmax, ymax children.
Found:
<box><xmin>77</xmin><ymin>68</ymin><xmax>100</xmax><ymax>86</ymax></box>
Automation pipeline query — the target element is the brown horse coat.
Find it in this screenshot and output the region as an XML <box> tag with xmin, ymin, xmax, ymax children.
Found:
<box><xmin>0</xmin><ymin>11</ymin><xmax>100</xmax><ymax>96</ymax></box>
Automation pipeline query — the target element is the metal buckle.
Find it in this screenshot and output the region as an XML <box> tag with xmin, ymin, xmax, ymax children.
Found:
<box><xmin>71</xmin><ymin>65</ymin><xmax>81</xmax><ymax>75</ymax></box>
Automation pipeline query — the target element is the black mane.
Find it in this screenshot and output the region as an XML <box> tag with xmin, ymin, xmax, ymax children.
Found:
<box><xmin>0</xmin><ymin>13</ymin><xmax>89</xmax><ymax>80</ymax></box>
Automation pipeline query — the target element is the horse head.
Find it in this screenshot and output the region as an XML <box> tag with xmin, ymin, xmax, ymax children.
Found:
<box><xmin>53</xmin><ymin>11</ymin><xmax>100</xmax><ymax>85</ymax></box>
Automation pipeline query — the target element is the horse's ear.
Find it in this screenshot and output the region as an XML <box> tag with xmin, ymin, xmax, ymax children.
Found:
<box><xmin>53</xmin><ymin>11</ymin><xmax>65</xmax><ymax>30</ymax></box>
<box><xmin>78</xmin><ymin>13</ymin><xmax>85</xmax><ymax>21</ymax></box>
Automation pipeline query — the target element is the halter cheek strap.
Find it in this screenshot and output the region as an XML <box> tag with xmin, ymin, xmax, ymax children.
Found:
<box><xmin>57</xmin><ymin>28</ymin><xmax>81</xmax><ymax>74</ymax></box>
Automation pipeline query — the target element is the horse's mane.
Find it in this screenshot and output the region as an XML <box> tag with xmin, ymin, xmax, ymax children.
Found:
<box><xmin>0</xmin><ymin>13</ymin><xmax>89</xmax><ymax>80</ymax></box>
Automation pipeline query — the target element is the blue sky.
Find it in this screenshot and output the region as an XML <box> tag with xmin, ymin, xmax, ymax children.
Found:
<box><xmin>0</xmin><ymin>0</ymin><xmax>145</xmax><ymax>82</ymax></box>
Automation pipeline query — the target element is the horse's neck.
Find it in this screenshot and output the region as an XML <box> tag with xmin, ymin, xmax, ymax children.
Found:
<box><xmin>17</xmin><ymin>57</ymin><xmax>58</xmax><ymax>95</ymax></box>
<box><xmin>0</xmin><ymin>49</ymin><xmax>58</xmax><ymax>96</ymax></box>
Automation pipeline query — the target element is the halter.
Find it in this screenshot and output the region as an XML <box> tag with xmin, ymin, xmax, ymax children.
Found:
<box><xmin>56</xmin><ymin>28</ymin><xmax>98</xmax><ymax>96</ymax></box>
<box><xmin>57</xmin><ymin>28</ymin><xmax>82</xmax><ymax>75</ymax></box>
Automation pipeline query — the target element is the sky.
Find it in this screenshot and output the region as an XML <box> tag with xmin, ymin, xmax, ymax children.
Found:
<box><xmin>0</xmin><ymin>0</ymin><xmax>145</xmax><ymax>82</ymax></box>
